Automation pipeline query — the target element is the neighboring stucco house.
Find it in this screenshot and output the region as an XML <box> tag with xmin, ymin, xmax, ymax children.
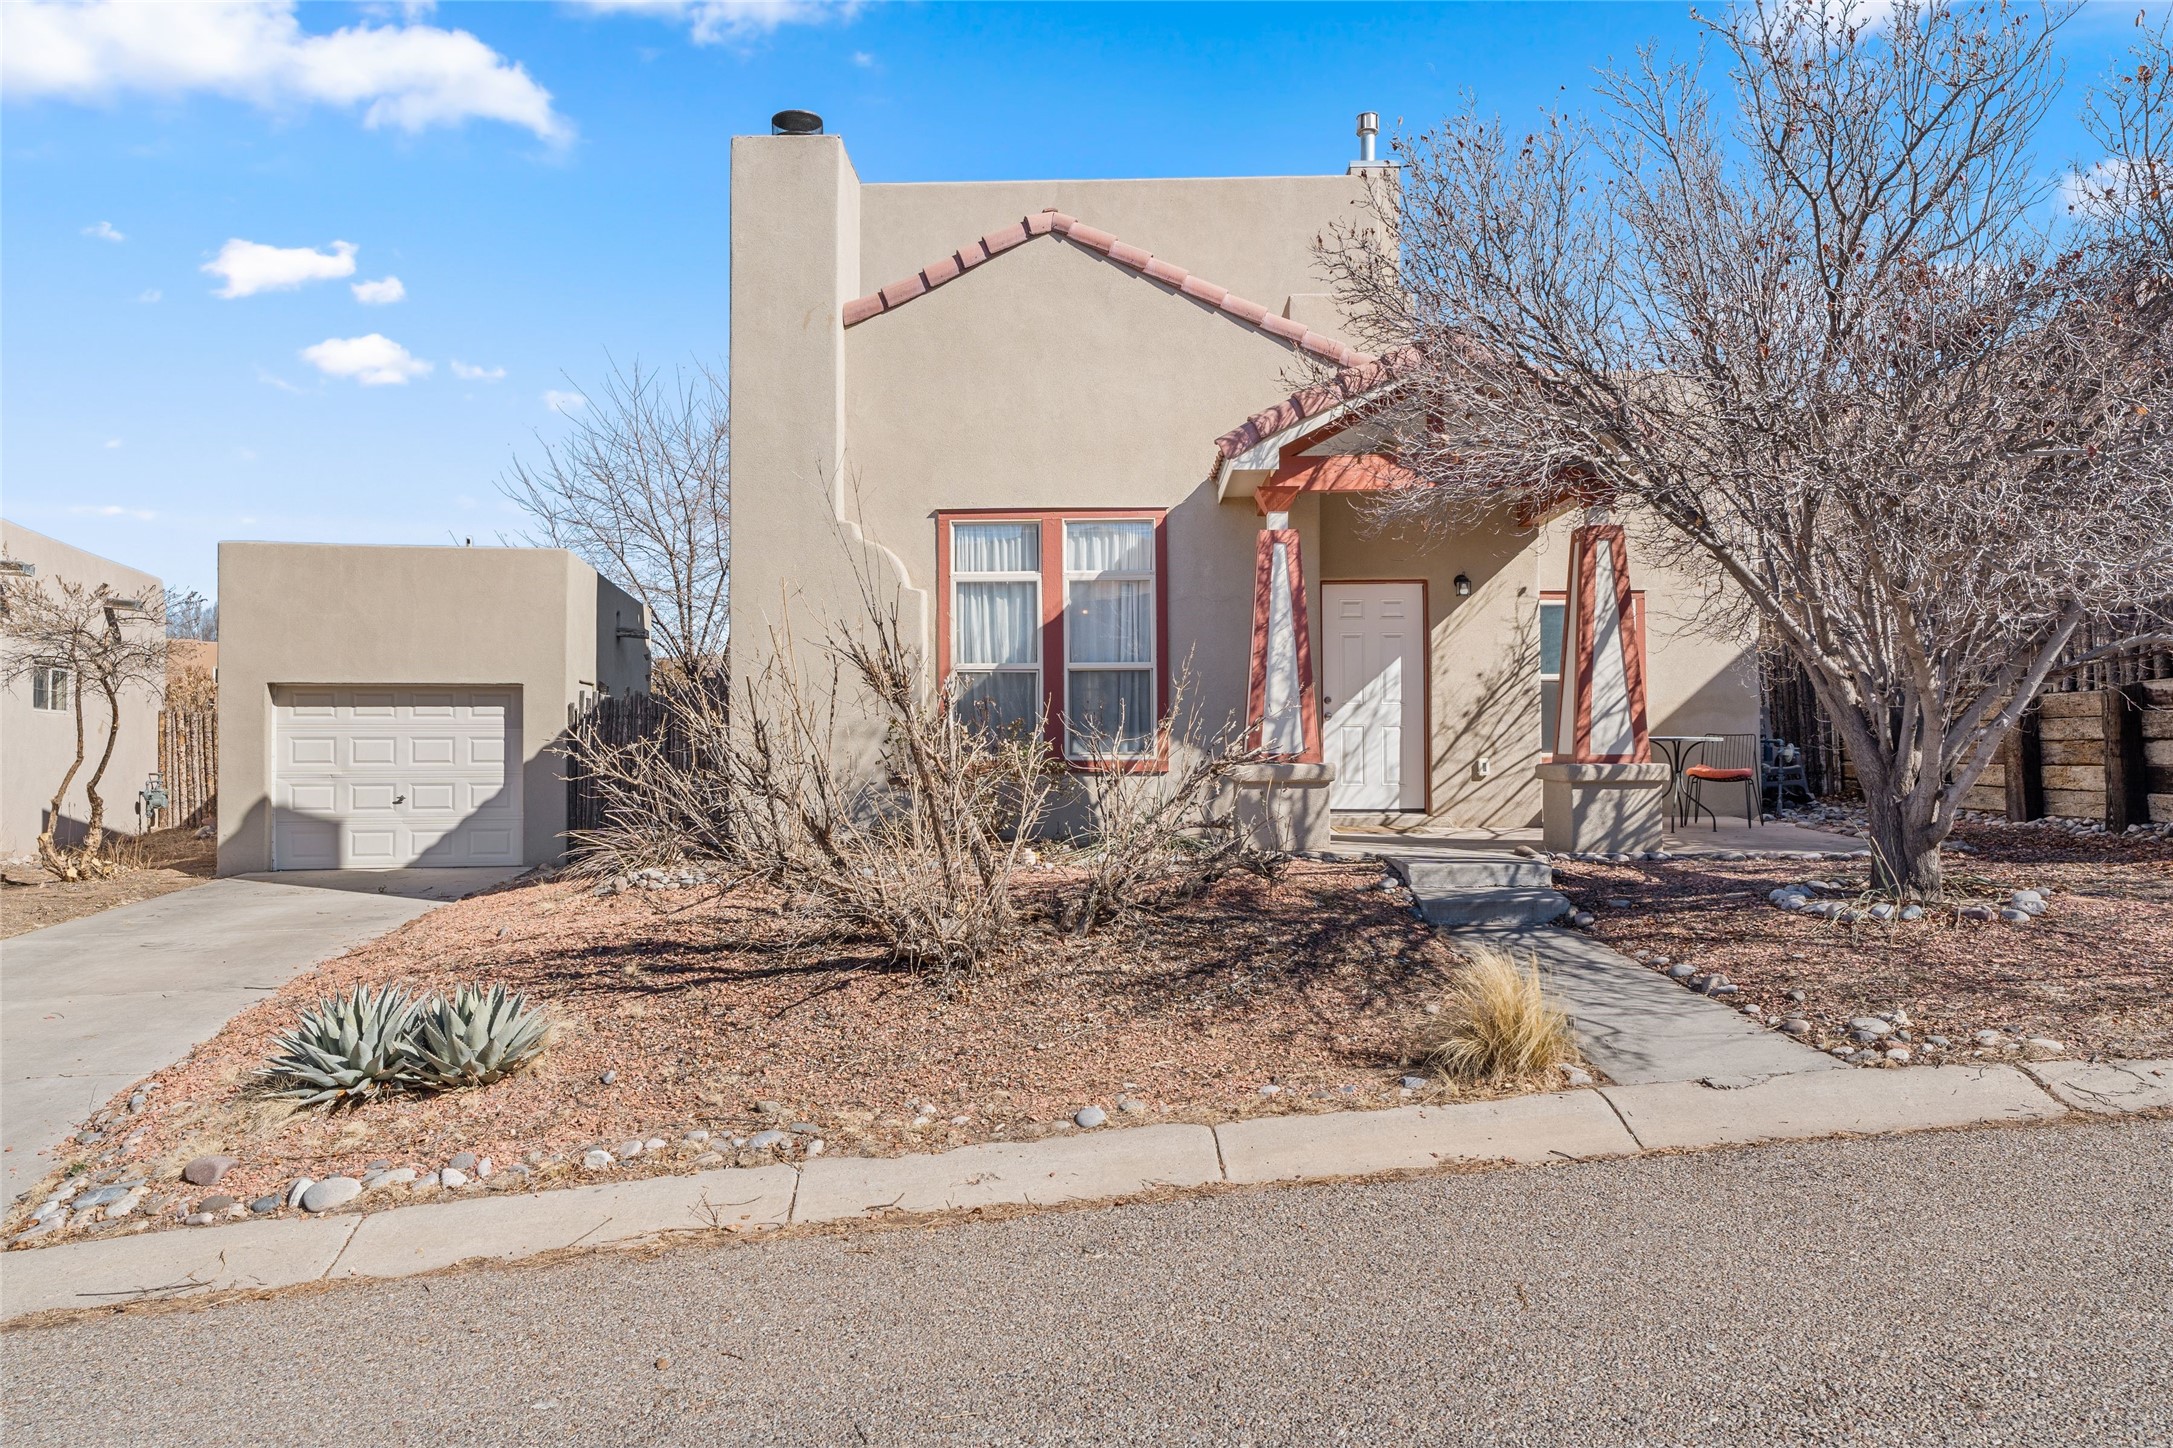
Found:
<box><xmin>728</xmin><ymin>116</ymin><xmax>1757</xmax><ymax>832</ymax></box>
<box><xmin>215</xmin><ymin>544</ymin><xmax>650</xmax><ymax>873</ymax></box>
<box><xmin>0</xmin><ymin>521</ymin><xmax>164</xmax><ymax>857</ymax></box>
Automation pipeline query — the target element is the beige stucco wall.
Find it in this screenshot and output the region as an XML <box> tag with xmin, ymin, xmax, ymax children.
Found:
<box><xmin>215</xmin><ymin>543</ymin><xmax>649</xmax><ymax>873</ymax></box>
<box><xmin>729</xmin><ymin>134</ymin><xmax>1373</xmax><ymax>771</ymax></box>
<box><xmin>0</xmin><ymin>521</ymin><xmax>165</xmax><ymax>855</ymax></box>
<box><xmin>1314</xmin><ymin>499</ymin><xmax>1759</xmax><ymax>827</ymax></box>
<box><xmin>726</xmin><ymin>133</ymin><xmax>1757</xmax><ymax>828</ymax></box>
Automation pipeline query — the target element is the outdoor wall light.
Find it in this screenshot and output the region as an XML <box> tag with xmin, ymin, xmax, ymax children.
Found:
<box><xmin>1453</xmin><ymin>573</ymin><xmax>1472</xmax><ymax>597</ymax></box>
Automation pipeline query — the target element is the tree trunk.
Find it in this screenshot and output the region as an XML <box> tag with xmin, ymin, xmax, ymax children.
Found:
<box><xmin>80</xmin><ymin>679</ymin><xmax>125</xmax><ymax>859</ymax></box>
<box><xmin>37</xmin><ymin>675</ymin><xmax>91</xmax><ymax>879</ymax></box>
<box><xmin>1858</xmin><ymin>771</ymin><xmax>1947</xmax><ymax>899</ymax></box>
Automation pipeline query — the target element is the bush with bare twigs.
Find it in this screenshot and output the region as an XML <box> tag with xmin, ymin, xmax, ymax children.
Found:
<box><xmin>1049</xmin><ymin>678</ymin><xmax>1281</xmax><ymax>935</ymax></box>
<box><xmin>567</xmin><ymin>595</ymin><xmax>1053</xmax><ymax>980</ymax></box>
<box><xmin>1424</xmin><ymin>944</ymin><xmax>1579</xmax><ymax>1087</ymax></box>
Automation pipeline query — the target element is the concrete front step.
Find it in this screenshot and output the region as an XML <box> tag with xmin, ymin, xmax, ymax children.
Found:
<box><xmin>1390</xmin><ymin>856</ymin><xmax>1555</xmax><ymax>892</ymax></box>
<box><xmin>1418</xmin><ymin>888</ymin><xmax>1574</xmax><ymax>928</ymax></box>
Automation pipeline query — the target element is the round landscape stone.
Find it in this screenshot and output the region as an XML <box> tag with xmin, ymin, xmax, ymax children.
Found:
<box><xmin>1074</xmin><ymin>1106</ymin><xmax>1108</xmax><ymax>1129</ymax></box>
<box><xmin>581</xmin><ymin>1149</ymin><xmax>615</xmax><ymax>1171</ymax></box>
<box><xmin>747</xmin><ymin>1129</ymin><xmax>788</xmax><ymax>1150</ymax></box>
<box><xmin>300</xmin><ymin>1177</ymin><xmax>362</xmax><ymax>1213</ymax></box>
<box><xmin>181</xmin><ymin>1155</ymin><xmax>238</xmax><ymax>1187</ymax></box>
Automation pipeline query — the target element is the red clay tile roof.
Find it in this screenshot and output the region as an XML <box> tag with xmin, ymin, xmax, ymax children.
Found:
<box><xmin>1211</xmin><ymin>346</ymin><xmax>1418</xmax><ymax>462</ymax></box>
<box><xmin>843</xmin><ymin>210</ymin><xmax>1371</xmax><ymax>370</ymax></box>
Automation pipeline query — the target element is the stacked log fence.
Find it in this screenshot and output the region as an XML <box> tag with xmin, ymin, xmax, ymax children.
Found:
<box><xmin>156</xmin><ymin>708</ymin><xmax>218</xmax><ymax>830</ymax></box>
<box><xmin>564</xmin><ymin>691</ymin><xmax>692</xmax><ymax>835</ymax></box>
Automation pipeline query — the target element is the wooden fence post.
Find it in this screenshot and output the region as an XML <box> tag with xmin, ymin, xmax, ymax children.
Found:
<box><xmin>2108</xmin><ymin>685</ymin><xmax>2148</xmax><ymax>833</ymax></box>
<box><xmin>2003</xmin><ymin>706</ymin><xmax>2043</xmax><ymax>822</ymax></box>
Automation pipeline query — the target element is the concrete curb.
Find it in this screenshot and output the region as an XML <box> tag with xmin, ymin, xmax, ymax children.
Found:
<box><xmin>6</xmin><ymin>1059</ymin><xmax>2165</xmax><ymax>1323</ymax></box>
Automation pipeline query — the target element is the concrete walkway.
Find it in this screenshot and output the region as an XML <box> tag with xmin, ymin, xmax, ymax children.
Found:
<box><xmin>1476</xmin><ymin>925</ymin><xmax>1847</xmax><ymax>1086</ymax></box>
<box><xmin>7</xmin><ymin>1059</ymin><xmax>2163</xmax><ymax>1322</ymax></box>
<box><xmin>0</xmin><ymin>870</ymin><xmax>513</xmax><ymax>1199</ymax></box>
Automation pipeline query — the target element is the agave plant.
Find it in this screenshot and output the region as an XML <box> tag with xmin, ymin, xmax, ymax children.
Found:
<box><xmin>261</xmin><ymin>985</ymin><xmax>418</xmax><ymax>1107</ymax></box>
<box><xmin>399</xmin><ymin>984</ymin><xmax>549</xmax><ymax>1092</ymax></box>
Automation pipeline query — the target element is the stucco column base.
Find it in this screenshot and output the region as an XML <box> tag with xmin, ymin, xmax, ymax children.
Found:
<box><xmin>1535</xmin><ymin>761</ymin><xmax>1671</xmax><ymax>855</ymax></box>
<box><xmin>1222</xmin><ymin>763</ymin><xmax>1336</xmax><ymax>855</ymax></box>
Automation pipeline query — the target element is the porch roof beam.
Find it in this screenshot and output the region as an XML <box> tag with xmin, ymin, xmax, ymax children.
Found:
<box><xmin>1255</xmin><ymin>451</ymin><xmax>1424</xmax><ymax>515</ymax></box>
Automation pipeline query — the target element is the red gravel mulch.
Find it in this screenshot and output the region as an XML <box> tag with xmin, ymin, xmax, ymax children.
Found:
<box><xmin>1554</xmin><ymin>820</ymin><xmax>2173</xmax><ymax>1063</ymax></box>
<box><xmin>18</xmin><ymin>862</ymin><xmax>1512</xmax><ymax>1235</ymax></box>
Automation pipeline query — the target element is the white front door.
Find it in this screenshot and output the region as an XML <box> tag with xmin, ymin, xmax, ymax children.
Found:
<box><xmin>272</xmin><ymin>686</ymin><xmax>523</xmax><ymax>869</ymax></box>
<box><xmin>1323</xmin><ymin>583</ymin><xmax>1427</xmax><ymax>811</ymax></box>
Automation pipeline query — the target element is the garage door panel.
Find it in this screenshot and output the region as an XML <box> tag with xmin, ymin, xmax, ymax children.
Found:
<box><xmin>349</xmin><ymin>782</ymin><xmax>399</xmax><ymax>811</ymax></box>
<box><xmin>272</xmin><ymin>686</ymin><xmax>523</xmax><ymax>870</ymax></box>
<box><xmin>410</xmin><ymin>782</ymin><xmax>460</xmax><ymax>812</ymax></box>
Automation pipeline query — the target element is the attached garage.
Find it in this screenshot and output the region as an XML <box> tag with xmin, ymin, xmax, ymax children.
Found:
<box><xmin>272</xmin><ymin>687</ymin><xmax>522</xmax><ymax>869</ymax></box>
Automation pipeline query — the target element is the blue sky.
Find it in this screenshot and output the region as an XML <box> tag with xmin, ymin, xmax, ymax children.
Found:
<box><xmin>2</xmin><ymin>1</ymin><xmax>2156</xmax><ymax>599</ymax></box>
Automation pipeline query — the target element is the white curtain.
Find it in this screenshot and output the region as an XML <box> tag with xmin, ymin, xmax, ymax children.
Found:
<box><xmin>953</xmin><ymin>521</ymin><xmax>1039</xmax><ymax>573</ymax></box>
<box><xmin>956</xmin><ymin>581</ymin><xmax>1037</xmax><ymax>667</ymax></box>
<box><xmin>1069</xmin><ymin>670</ymin><xmax>1153</xmax><ymax>754</ymax></box>
<box><xmin>1064</xmin><ymin>520</ymin><xmax>1152</xmax><ymax>575</ymax></box>
<box><xmin>1065</xmin><ymin>580</ymin><xmax>1151</xmax><ymax>664</ymax></box>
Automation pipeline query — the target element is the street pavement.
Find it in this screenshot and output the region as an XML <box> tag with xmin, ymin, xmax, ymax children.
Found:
<box><xmin>4</xmin><ymin>1114</ymin><xmax>2166</xmax><ymax>1446</ymax></box>
<box><xmin>1</xmin><ymin>870</ymin><xmax>513</xmax><ymax>1197</ymax></box>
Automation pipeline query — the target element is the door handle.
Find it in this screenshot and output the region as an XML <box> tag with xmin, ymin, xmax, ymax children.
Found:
<box><xmin>393</xmin><ymin>794</ymin><xmax>406</xmax><ymax>805</ymax></box>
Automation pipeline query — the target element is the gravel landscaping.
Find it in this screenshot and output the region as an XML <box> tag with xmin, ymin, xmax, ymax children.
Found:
<box><xmin>0</xmin><ymin>827</ymin><xmax>216</xmax><ymax>940</ymax></box>
<box><xmin>1554</xmin><ymin>816</ymin><xmax>2173</xmax><ymax>1067</ymax></box>
<box><xmin>7</xmin><ymin>859</ymin><xmax>1552</xmax><ymax>1245</ymax></box>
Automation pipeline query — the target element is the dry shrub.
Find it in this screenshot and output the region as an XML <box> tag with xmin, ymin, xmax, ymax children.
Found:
<box><xmin>1052</xmin><ymin>672</ymin><xmax>1279</xmax><ymax>934</ymax></box>
<box><xmin>1426</xmin><ymin>943</ymin><xmax>1577</xmax><ymax>1086</ymax></box>
<box><xmin>567</xmin><ymin>595</ymin><xmax>1051</xmax><ymax>981</ymax></box>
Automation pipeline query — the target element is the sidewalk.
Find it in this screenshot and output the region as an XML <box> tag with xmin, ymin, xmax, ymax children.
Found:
<box><xmin>7</xmin><ymin>1058</ymin><xmax>2162</xmax><ymax>1323</ymax></box>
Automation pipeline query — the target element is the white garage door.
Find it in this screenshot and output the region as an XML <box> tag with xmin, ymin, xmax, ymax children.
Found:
<box><xmin>272</xmin><ymin>686</ymin><xmax>523</xmax><ymax>869</ymax></box>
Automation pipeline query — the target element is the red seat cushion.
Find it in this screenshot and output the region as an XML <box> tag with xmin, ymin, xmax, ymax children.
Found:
<box><xmin>1684</xmin><ymin>765</ymin><xmax>1754</xmax><ymax>781</ymax></box>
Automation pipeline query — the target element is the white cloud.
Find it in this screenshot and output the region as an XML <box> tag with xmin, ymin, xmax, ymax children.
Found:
<box><xmin>850</xmin><ymin>50</ymin><xmax>874</xmax><ymax>67</ymax></box>
<box><xmin>2062</xmin><ymin>156</ymin><xmax>2169</xmax><ymax>221</ymax></box>
<box><xmin>572</xmin><ymin>0</ymin><xmax>860</xmax><ymax>45</ymax></box>
<box><xmin>70</xmin><ymin>504</ymin><xmax>157</xmax><ymax>521</ymax></box>
<box><xmin>543</xmin><ymin>388</ymin><xmax>586</xmax><ymax>414</ymax></box>
<box><xmin>301</xmin><ymin>333</ymin><xmax>431</xmax><ymax>386</ymax></box>
<box><xmin>256</xmin><ymin>366</ymin><xmax>308</xmax><ymax>394</ymax></box>
<box><xmin>351</xmin><ymin>274</ymin><xmax>406</xmax><ymax>305</ymax></box>
<box><xmin>137</xmin><ymin>288</ymin><xmax>161</xmax><ymax>303</ymax></box>
<box><xmin>82</xmin><ymin>219</ymin><xmax>124</xmax><ymax>242</ymax></box>
<box><xmin>103</xmin><ymin>438</ymin><xmax>121</xmax><ymax>449</ymax></box>
<box><xmin>204</xmin><ymin>238</ymin><xmax>357</xmax><ymax>298</ymax></box>
<box><xmin>451</xmin><ymin>360</ymin><xmax>506</xmax><ymax>381</ymax></box>
<box><xmin>1</xmin><ymin>0</ymin><xmax>571</xmax><ymax>143</ymax></box>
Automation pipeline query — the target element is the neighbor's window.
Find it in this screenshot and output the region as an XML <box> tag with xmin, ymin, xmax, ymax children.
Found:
<box><xmin>949</xmin><ymin>520</ymin><xmax>1043</xmax><ymax>736</ymax></box>
<box><xmin>1062</xmin><ymin>519</ymin><xmax>1157</xmax><ymax>759</ymax></box>
<box><xmin>30</xmin><ymin>663</ymin><xmax>71</xmax><ymax>713</ymax></box>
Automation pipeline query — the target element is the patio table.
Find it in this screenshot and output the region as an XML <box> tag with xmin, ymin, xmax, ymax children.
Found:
<box><xmin>1649</xmin><ymin>734</ymin><xmax>1722</xmax><ymax>832</ymax></box>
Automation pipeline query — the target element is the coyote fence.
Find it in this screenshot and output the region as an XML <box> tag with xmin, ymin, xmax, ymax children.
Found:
<box><xmin>563</xmin><ymin>691</ymin><xmax>698</xmax><ymax>835</ymax></box>
<box><xmin>156</xmin><ymin>708</ymin><xmax>217</xmax><ymax>830</ymax></box>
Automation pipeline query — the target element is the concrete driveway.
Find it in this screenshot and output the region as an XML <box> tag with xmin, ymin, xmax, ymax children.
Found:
<box><xmin>0</xmin><ymin>869</ymin><xmax>516</xmax><ymax>1199</ymax></box>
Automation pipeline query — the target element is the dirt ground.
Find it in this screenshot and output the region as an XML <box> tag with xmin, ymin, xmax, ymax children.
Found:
<box><xmin>15</xmin><ymin>860</ymin><xmax>1555</xmax><ymax>1235</ymax></box>
<box><xmin>1555</xmin><ymin>819</ymin><xmax>2173</xmax><ymax>1063</ymax></box>
<box><xmin>0</xmin><ymin>828</ymin><xmax>217</xmax><ymax>940</ymax></box>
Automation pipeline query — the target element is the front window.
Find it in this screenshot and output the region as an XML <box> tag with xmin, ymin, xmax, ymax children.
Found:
<box><xmin>949</xmin><ymin>521</ymin><xmax>1043</xmax><ymax>736</ymax></box>
<box><xmin>31</xmin><ymin>663</ymin><xmax>71</xmax><ymax>713</ymax></box>
<box><xmin>1063</xmin><ymin>520</ymin><xmax>1157</xmax><ymax>759</ymax></box>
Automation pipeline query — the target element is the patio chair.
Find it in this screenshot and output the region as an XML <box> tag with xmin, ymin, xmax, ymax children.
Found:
<box><xmin>1683</xmin><ymin>762</ymin><xmax>1760</xmax><ymax>831</ymax></box>
<box><xmin>1761</xmin><ymin>737</ymin><xmax>1812</xmax><ymax>812</ymax></box>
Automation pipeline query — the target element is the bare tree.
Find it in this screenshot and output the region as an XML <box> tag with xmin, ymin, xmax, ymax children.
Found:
<box><xmin>1321</xmin><ymin>0</ymin><xmax>2173</xmax><ymax>896</ymax></box>
<box><xmin>1</xmin><ymin>575</ymin><xmax>168</xmax><ymax>878</ymax></box>
<box><xmin>501</xmin><ymin>358</ymin><xmax>729</xmax><ymax>674</ymax></box>
<box><xmin>165</xmin><ymin>588</ymin><xmax>218</xmax><ymax>642</ymax></box>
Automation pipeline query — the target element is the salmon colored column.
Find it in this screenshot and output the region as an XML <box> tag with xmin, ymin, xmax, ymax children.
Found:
<box><xmin>1555</xmin><ymin>522</ymin><xmax>1651</xmax><ymax>764</ymax></box>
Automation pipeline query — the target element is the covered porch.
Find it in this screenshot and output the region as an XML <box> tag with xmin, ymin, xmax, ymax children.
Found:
<box><xmin>1211</xmin><ymin>368</ymin><xmax>1761</xmax><ymax>852</ymax></box>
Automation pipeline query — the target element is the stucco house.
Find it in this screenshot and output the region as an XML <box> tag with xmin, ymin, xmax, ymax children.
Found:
<box><xmin>0</xmin><ymin>521</ymin><xmax>166</xmax><ymax>857</ymax></box>
<box><xmin>214</xmin><ymin>544</ymin><xmax>650</xmax><ymax>874</ymax></box>
<box><xmin>728</xmin><ymin>114</ymin><xmax>1757</xmax><ymax>838</ymax></box>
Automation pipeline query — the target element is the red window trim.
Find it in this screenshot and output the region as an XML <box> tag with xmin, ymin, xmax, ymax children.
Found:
<box><xmin>935</xmin><ymin>508</ymin><xmax>1172</xmax><ymax>773</ymax></box>
<box><xmin>1538</xmin><ymin>587</ymin><xmax>1646</xmax><ymax>764</ymax></box>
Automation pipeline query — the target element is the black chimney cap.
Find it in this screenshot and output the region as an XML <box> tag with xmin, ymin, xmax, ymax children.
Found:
<box><xmin>770</xmin><ymin>109</ymin><xmax>824</xmax><ymax>136</ymax></box>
